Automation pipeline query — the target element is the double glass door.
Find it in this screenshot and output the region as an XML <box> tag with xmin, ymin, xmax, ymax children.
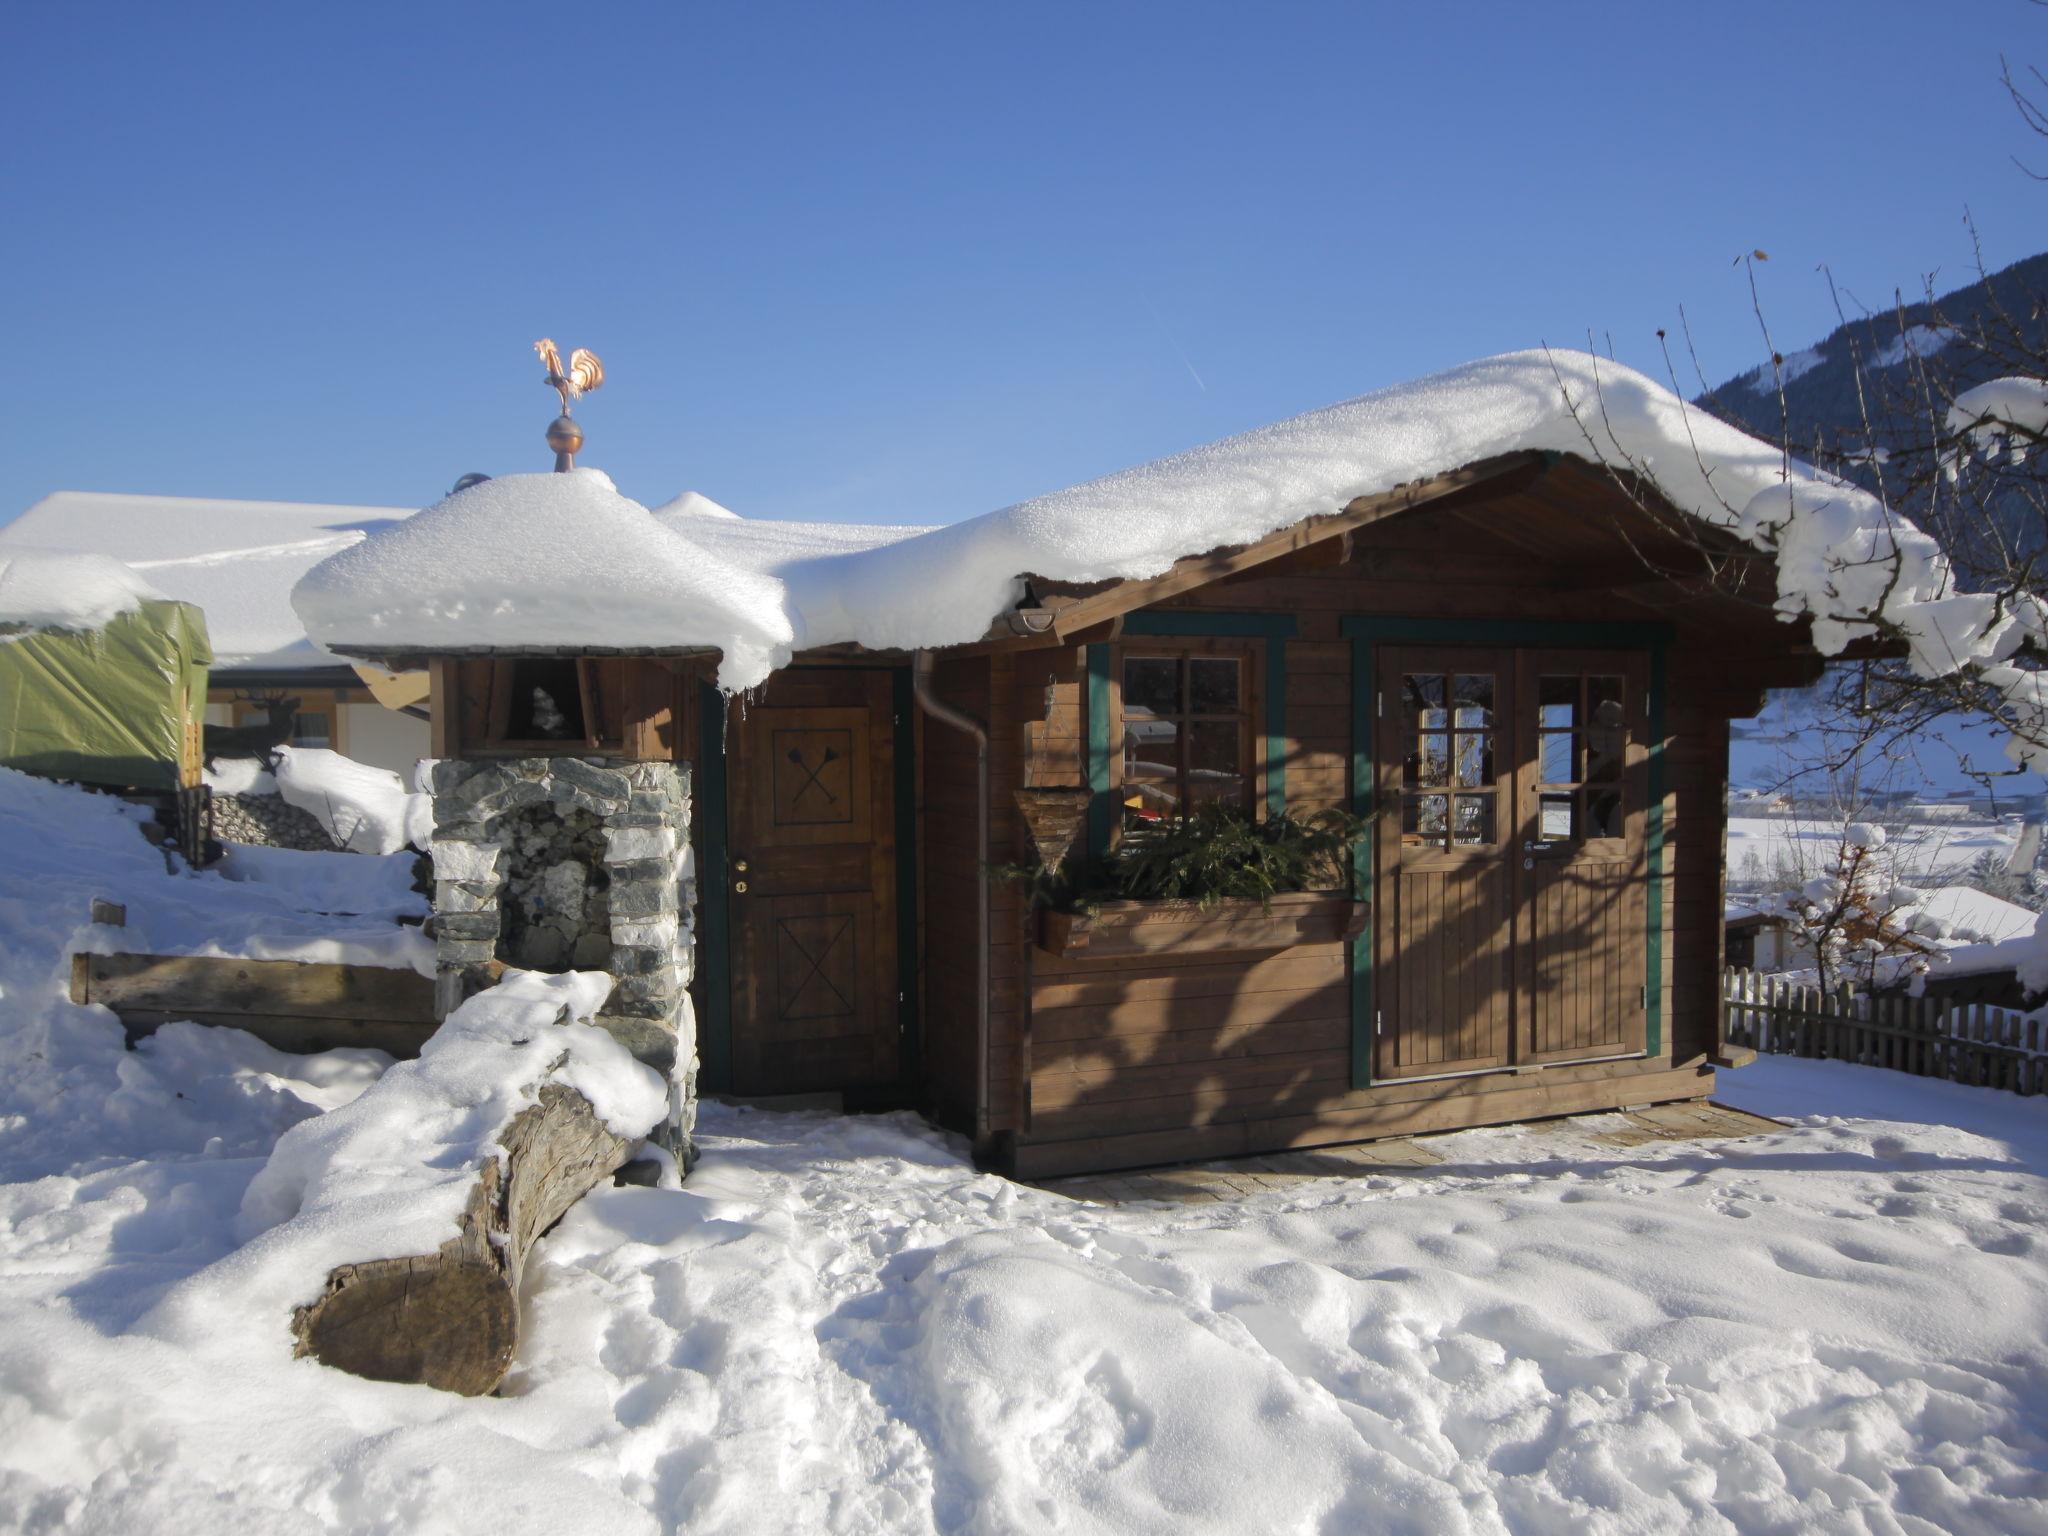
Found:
<box><xmin>1372</xmin><ymin>647</ymin><xmax>1650</xmax><ymax>1081</ymax></box>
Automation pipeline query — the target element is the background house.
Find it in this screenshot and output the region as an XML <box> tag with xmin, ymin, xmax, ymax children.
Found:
<box><xmin>0</xmin><ymin>491</ymin><xmax>430</xmax><ymax>772</ymax></box>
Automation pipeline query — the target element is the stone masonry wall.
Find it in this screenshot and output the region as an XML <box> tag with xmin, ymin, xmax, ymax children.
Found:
<box><xmin>428</xmin><ymin>756</ymin><xmax>696</xmax><ymax>1157</ymax></box>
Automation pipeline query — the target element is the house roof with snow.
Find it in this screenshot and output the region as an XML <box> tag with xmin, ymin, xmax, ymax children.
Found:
<box><xmin>293</xmin><ymin>348</ymin><xmax>2033</xmax><ymax>706</ymax></box>
<box><xmin>0</xmin><ymin>491</ymin><xmax>413</xmax><ymax>671</ymax></box>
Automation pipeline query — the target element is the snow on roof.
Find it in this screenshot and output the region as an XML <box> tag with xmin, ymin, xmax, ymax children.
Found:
<box><xmin>296</xmin><ymin>348</ymin><xmax>2042</xmax><ymax>713</ymax></box>
<box><xmin>0</xmin><ymin>490</ymin><xmax>410</xmax><ymax>669</ymax></box>
<box><xmin>291</xmin><ymin>469</ymin><xmax>797</xmax><ymax>688</ymax></box>
<box><xmin>1913</xmin><ymin>884</ymin><xmax>2040</xmax><ymax>947</ymax></box>
<box><xmin>0</xmin><ymin>548</ymin><xmax>166</xmax><ymax>634</ymax></box>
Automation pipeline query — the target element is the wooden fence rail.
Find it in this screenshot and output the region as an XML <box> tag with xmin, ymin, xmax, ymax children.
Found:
<box><xmin>1723</xmin><ymin>967</ymin><xmax>2048</xmax><ymax>1097</ymax></box>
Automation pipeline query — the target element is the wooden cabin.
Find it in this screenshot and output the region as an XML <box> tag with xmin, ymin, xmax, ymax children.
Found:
<box><xmin>389</xmin><ymin>447</ymin><xmax>1811</xmax><ymax>1177</ymax></box>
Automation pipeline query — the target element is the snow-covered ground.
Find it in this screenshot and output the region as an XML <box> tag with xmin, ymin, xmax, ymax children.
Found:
<box><xmin>3</xmin><ymin>775</ymin><xmax>2047</xmax><ymax>1532</ymax></box>
<box><xmin>1726</xmin><ymin>812</ymin><xmax>2022</xmax><ymax>887</ymax></box>
<box><xmin>2</xmin><ymin>1043</ymin><xmax>2046</xmax><ymax>1534</ymax></box>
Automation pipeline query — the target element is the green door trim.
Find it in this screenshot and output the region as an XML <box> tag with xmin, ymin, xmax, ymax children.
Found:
<box><xmin>1339</xmin><ymin>617</ymin><xmax>1673</xmax><ymax>1091</ymax></box>
<box><xmin>695</xmin><ymin>680</ymin><xmax>733</xmax><ymax>1093</ymax></box>
<box><xmin>1086</xmin><ymin>612</ymin><xmax>1299</xmax><ymax>857</ymax></box>
<box><xmin>692</xmin><ymin>666</ymin><xmax>921</xmax><ymax>1100</ymax></box>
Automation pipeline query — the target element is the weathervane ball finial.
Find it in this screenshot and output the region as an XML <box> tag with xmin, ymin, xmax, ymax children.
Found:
<box><xmin>534</xmin><ymin>338</ymin><xmax>604</xmax><ymax>471</ymax></box>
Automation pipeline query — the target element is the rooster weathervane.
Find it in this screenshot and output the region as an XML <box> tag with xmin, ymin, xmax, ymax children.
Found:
<box><xmin>534</xmin><ymin>338</ymin><xmax>605</xmax><ymax>472</ymax></box>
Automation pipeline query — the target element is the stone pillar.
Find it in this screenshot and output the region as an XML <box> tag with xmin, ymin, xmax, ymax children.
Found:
<box><xmin>427</xmin><ymin>755</ymin><xmax>698</xmax><ymax>1163</ymax></box>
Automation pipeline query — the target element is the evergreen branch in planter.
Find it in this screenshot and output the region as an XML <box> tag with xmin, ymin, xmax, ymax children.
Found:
<box><xmin>994</xmin><ymin>806</ymin><xmax>1365</xmax><ymax>913</ymax></box>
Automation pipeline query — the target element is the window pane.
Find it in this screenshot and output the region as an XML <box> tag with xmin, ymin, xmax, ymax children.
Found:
<box><xmin>1539</xmin><ymin>731</ymin><xmax>1578</xmax><ymax>786</ymax></box>
<box><xmin>1452</xmin><ymin>794</ymin><xmax>1493</xmax><ymax>845</ymax></box>
<box><xmin>1452</xmin><ymin>674</ymin><xmax>1494</xmax><ymax>729</ymax></box>
<box><xmin>1404</xmin><ymin>794</ymin><xmax>1448</xmax><ymax>847</ymax></box>
<box><xmin>1403</xmin><ymin>674</ymin><xmax>1446</xmax><ymax>731</ymax></box>
<box><xmin>1123</xmin><ymin>721</ymin><xmax>1178</xmax><ymax>782</ymax></box>
<box><xmin>293</xmin><ymin>712</ymin><xmax>332</xmax><ymax>748</ymax></box>
<box><xmin>1538</xmin><ymin>675</ymin><xmax>1578</xmax><ymax>730</ymax></box>
<box><xmin>1539</xmin><ymin>793</ymin><xmax>1576</xmax><ymax>840</ymax></box>
<box><xmin>1186</xmin><ymin>721</ymin><xmax>1246</xmax><ymax>808</ymax></box>
<box><xmin>1588</xmin><ymin>675</ymin><xmax>1625</xmax><ymax>728</ymax></box>
<box><xmin>1188</xmin><ymin>657</ymin><xmax>1240</xmax><ymax>715</ymax></box>
<box><xmin>1586</xmin><ymin>727</ymin><xmax>1624</xmax><ymax>783</ymax></box>
<box><xmin>1122</xmin><ymin>727</ymin><xmax>1176</xmax><ymax>829</ymax></box>
<box><xmin>1453</xmin><ymin>732</ymin><xmax>1493</xmax><ymax>787</ymax></box>
<box><xmin>1407</xmin><ymin>733</ymin><xmax>1450</xmax><ymax>788</ymax></box>
<box><xmin>1587</xmin><ymin>788</ymin><xmax>1625</xmax><ymax>838</ymax></box>
<box><xmin>1123</xmin><ymin>657</ymin><xmax>1179</xmax><ymax>718</ymax></box>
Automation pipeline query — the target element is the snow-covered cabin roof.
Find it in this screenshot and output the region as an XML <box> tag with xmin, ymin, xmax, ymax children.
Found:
<box><xmin>0</xmin><ymin>491</ymin><xmax>411</xmax><ymax>670</ymax></box>
<box><xmin>293</xmin><ymin>470</ymin><xmax>802</xmax><ymax>688</ymax></box>
<box><xmin>296</xmin><ymin>349</ymin><xmax>2036</xmax><ymax>706</ymax></box>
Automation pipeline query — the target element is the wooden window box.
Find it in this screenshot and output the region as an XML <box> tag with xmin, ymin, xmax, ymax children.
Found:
<box><xmin>1037</xmin><ymin>891</ymin><xmax>1367</xmax><ymax>960</ymax></box>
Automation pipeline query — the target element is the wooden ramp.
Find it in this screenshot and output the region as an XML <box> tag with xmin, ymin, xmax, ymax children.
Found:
<box><xmin>1039</xmin><ymin>1100</ymin><xmax>1781</xmax><ymax>1206</ymax></box>
<box><xmin>73</xmin><ymin>952</ymin><xmax>439</xmax><ymax>1057</ymax></box>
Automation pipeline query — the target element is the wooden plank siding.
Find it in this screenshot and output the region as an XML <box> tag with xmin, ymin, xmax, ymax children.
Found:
<box><xmin>923</xmin><ymin>485</ymin><xmax>1794</xmax><ymax>1174</ymax></box>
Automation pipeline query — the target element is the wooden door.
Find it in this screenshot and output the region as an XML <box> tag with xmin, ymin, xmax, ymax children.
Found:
<box><xmin>1513</xmin><ymin>650</ymin><xmax>1649</xmax><ymax>1065</ymax></box>
<box><xmin>726</xmin><ymin>668</ymin><xmax>901</xmax><ymax>1096</ymax></box>
<box><xmin>1373</xmin><ymin>645</ymin><xmax>1650</xmax><ymax>1081</ymax></box>
<box><xmin>1374</xmin><ymin>648</ymin><xmax>1517</xmax><ymax>1079</ymax></box>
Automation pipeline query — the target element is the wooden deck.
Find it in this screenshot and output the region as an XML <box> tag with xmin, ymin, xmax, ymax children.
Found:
<box><xmin>1037</xmin><ymin>1099</ymin><xmax>1781</xmax><ymax>1205</ymax></box>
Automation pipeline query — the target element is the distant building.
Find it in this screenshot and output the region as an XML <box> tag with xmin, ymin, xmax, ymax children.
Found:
<box><xmin>0</xmin><ymin>492</ymin><xmax>430</xmax><ymax>773</ymax></box>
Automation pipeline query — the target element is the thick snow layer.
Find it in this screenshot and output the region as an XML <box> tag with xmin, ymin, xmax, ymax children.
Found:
<box><xmin>1950</xmin><ymin>375</ymin><xmax>2048</xmax><ymax>467</ymax></box>
<box><xmin>294</xmin><ymin>351</ymin><xmax>2044</xmax><ymax>751</ymax></box>
<box><xmin>0</xmin><ymin>766</ymin><xmax>430</xmax><ymax>975</ymax></box>
<box><xmin>0</xmin><ymin>1035</ymin><xmax>2046</xmax><ymax>1533</ymax></box>
<box><xmin>272</xmin><ymin>744</ymin><xmax>431</xmax><ymax>855</ymax></box>
<box><xmin>0</xmin><ymin>547</ymin><xmax>163</xmax><ymax>634</ymax></box>
<box><xmin>292</xmin><ymin>469</ymin><xmax>797</xmax><ymax>692</ymax></box>
<box><xmin>0</xmin><ymin>491</ymin><xmax>411</xmax><ymax>669</ymax></box>
<box><xmin>0</xmin><ymin>760</ymin><xmax>2045</xmax><ymax>1529</ymax></box>
<box><xmin>202</xmin><ymin>970</ymin><xmax>668</xmax><ymax>1334</ymax></box>
<box><xmin>1912</xmin><ymin>883</ymin><xmax>2040</xmax><ymax>946</ymax></box>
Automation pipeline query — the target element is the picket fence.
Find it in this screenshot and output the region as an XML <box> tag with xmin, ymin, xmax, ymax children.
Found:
<box><xmin>1722</xmin><ymin>967</ymin><xmax>2048</xmax><ymax>1097</ymax></box>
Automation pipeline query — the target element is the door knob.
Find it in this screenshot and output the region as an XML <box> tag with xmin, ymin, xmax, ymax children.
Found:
<box><xmin>734</xmin><ymin>857</ymin><xmax>749</xmax><ymax>872</ymax></box>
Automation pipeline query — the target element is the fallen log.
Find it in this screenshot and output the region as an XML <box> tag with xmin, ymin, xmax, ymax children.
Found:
<box><xmin>291</xmin><ymin>1078</ymin><xmax>639</xmax><ymax>1394</ymax></box>
<box><xmin>241</xmin><ymin>970</ymin><xmax>671</xmax><ymax>1396</ymax></box>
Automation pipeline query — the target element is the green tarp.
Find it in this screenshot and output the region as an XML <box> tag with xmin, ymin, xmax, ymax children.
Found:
<box><xmin>0</xmin><ymin>599</ymin><xmax>213</xmax><ymax>792</ymax></box>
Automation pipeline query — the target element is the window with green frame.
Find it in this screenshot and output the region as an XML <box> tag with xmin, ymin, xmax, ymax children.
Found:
<box><xmin>1117</xmin><ymin>648</ymin><xmax>1254</xmax><ymax>833</ymax></box>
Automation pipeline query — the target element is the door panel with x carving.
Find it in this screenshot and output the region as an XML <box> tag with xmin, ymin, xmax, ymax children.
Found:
<box><xmin>728</xmin><ymin>672</ymin><xmax>900</xmax><ymax>1095</ymax></box>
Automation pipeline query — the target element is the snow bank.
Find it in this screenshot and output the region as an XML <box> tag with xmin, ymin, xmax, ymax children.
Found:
<box><xmin>272</xmin><ymin>744</ymin><xmax>431</xmax><ymax>854</ymax></box>
<box><xmin>0</xmin><ymin>766</ymin><xmax>430</xmax><ymax>977</ymax></box>
<box><xmin>0</xmin><ymin>547</ymin><xmax>163</xmax><ymax>634</ymax></box>
<box><xmin>189</xmin><ymin>971</ymin><xmax>666</xmax><ymax>1323</ymax></box>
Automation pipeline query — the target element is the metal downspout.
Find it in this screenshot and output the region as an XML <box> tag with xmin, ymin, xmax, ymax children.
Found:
<box><xmin>912</xmin><ymin>651</ymin><xmax>991</xmax><ymax>1143</ymax></box>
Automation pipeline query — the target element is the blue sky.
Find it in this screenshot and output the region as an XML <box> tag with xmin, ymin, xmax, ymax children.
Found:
<box><xmin>2</xmin><ymin>2</ymin><xmax>2041</xmax><ymax>528</ymax></box>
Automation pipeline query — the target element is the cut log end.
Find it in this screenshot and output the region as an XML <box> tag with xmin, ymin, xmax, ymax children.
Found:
<box><xmin>294</xmin><ymin>1256</ymin><xmax>517</xmax><ymax>1397</ymax></box>
<box><xmin>289</xmin><ymin>1080</ymin><xmax>645</xmax><ymax>1396</ymax></box>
